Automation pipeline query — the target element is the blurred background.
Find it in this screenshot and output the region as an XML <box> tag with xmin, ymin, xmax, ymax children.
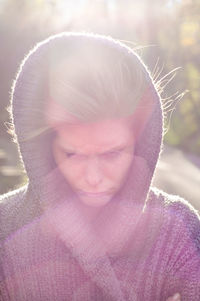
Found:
<box><xmin>0</xmin><ymin>0</ymin><xmax>200</xmax><ymax>210</ymax></box>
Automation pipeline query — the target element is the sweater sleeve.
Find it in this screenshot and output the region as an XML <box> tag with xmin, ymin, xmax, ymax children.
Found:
<box><xmin>162</xmin><ymin>196</ymin><xmax>200</xmax><ymax>301</ymax></box>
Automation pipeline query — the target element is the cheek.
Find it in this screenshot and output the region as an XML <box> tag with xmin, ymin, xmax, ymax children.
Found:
<box><xmin>58</xmin><ymin>159</ymin><xmax>84</xmax><ymax>182</ymax></box>
<box><xmin>116</xmin><ymin>155</ymin><xmax>133</xmax><ymax>179</ymax></box>
<box><xmin>104</xmin><ymin>154</ymin><xmax>133</xmax><ymax>182</ymax></box>
<box><xmin>52</xmin><ymin>144</ymin><xmax>80</xmax><ymax>181</ymax></box>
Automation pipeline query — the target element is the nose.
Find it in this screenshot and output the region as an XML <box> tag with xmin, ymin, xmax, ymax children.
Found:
<box><xmin>84</xmin><ymin>156</ymin><xmax>103</xmax><ymax>187</ymax></box>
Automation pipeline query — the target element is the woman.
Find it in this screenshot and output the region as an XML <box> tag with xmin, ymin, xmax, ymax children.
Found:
<box><xmin>0</xmin><ymin>32</ymin><xmax>199</xmax><ymax>300</ymax></box>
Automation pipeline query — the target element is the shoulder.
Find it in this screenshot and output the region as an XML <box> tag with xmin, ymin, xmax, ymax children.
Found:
<box><xmin>149</xmin><ymin>186</ymin><xmax>200</xmax><ymax>220</ymax></box>
<box><xmin>0</xmin><ymin>184</ymin><xmax>42</xmax><ymax>240</ymax></box>
<box><xmin>0</xmin><ymin>184</ymin><xmax>28</xmax><ymax>206</ymax></box>
<box><xmin>0</xmin><ymin>185</ymin><xmax>28</xmax><ymax>239</ymax></box>
<box><xmin>149</xmin><ymin>187</ymin><xmax>200</xmax><ymax>250</ymax></box>
<box><xmin>0</xmin><ymin>185</ymin><xmax>29</xmax><ymax>225</ymax></box>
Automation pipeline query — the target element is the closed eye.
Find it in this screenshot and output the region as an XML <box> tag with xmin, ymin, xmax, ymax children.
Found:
<box><xmin>65</xmin><ymin>152</ymin><xmax>75</xmax><ymax>158</ymax></box>
<box><xmin>101</xmin><ymin>151</ymin><xmax>121</xmax><ymax>160</ymax></box>
<box><xmin>64</xmin><ymin>152</ymin><xmax>87</xmax><ymax>160</ymax></box>
<box><xmin>62</xmin><ymin>148</ymin><xmax>125</xmax><ymax>160</ymax></box>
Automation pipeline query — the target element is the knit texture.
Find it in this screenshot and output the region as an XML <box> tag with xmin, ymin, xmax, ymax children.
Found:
<box><xmin>0</xmin><ymin>32</ymin><xmax>200</xmax><ymax>300</ymax></box>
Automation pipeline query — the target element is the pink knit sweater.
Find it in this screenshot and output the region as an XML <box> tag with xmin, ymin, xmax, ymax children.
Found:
<box><xmin>0</xmin><ymin>32</ymin><xmax>200</xmax><ymax>300</ymax></box>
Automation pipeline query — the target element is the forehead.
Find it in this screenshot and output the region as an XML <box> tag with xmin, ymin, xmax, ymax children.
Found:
<box><xmin>54</xmin><ymin>118</ymin><xmax>134</xmax><ymax>152</ymax></box>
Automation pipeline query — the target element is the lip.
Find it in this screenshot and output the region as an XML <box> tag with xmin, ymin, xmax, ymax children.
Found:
<box><xmin>78</xmin><ymin>190</ymin><xmax>111</xmax><ymax>197</ymax></box>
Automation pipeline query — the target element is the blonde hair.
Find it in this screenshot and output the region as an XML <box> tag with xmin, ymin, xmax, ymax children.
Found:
<box><xmin>46</xmin><ymin>33</ymin><xmax>150</xmax><ymax>125</ymax></box>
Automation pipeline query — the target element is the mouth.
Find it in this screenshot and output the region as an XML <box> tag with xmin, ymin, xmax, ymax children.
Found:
<box><xmin>78</xmin><ymin>190</ymin><xmax>112</xmax><ymax>197</ymax></box>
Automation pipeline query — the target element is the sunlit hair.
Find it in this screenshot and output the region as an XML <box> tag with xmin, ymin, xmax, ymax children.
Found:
<box><xmin>45</xmin><ymin>33</ymin><xmax>150</xmax><ymax>126</ymax></box>
<box><xmin>7</xmin><ymin>32</ymin><xmax>184</xmax><ymax>141</ymax></box>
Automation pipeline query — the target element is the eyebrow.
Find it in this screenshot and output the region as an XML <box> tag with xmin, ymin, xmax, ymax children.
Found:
<box><xmin>59</xmin><ymin>142</ymin><xmax>128</xmax><ymax>154</ymax></box>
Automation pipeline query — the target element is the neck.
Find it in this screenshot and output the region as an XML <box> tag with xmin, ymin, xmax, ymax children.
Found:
<box><xmin>74</xmin><ymin>198</ymin><xmax>105</xmax><ymax>223</ymax></box>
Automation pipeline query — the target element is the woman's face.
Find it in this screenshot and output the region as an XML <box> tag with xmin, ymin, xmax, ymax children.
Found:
<box><xmin>52</xmin><ymin>118</ymin><xmax>135</xmax><ymax>207</ymax></box>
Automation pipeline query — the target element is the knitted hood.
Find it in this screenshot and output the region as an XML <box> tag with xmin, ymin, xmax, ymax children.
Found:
<box><xmin>10</xmin><ymin>32</ymin><xmax>164</xmax><ymax>300</ymax></box>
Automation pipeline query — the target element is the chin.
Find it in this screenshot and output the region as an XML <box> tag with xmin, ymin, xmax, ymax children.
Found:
<box><xmin>78</xmin><ymin>195</ymin><xmax>112</xmax><ymax>208</ymax></box>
